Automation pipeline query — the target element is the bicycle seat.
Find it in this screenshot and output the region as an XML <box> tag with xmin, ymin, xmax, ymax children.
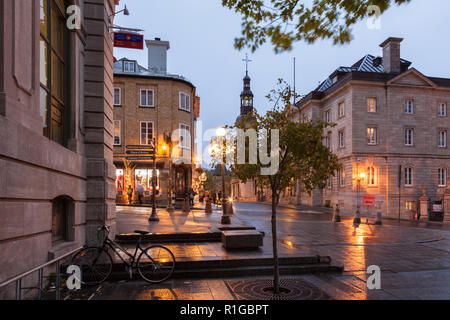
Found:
<box><xmin>134</xmin><ymin>230</ymin><xmax>150</xmax><ymax>235</ymax></box>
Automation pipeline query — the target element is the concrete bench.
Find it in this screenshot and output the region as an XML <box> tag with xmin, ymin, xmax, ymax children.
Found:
<box><xmin>221</xmin><ymin>230</ymin><xmax>263</xmax><ymax>249</ymax></box>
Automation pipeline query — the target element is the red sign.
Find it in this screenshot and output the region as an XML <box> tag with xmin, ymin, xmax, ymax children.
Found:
<box><xmin>363</xmin><ymin>195</ymin><xmax>376</xmax><ymax>207</ymax></box>
<box><xmin>114</xmin><ymin>32</ymin><xmax>144</xmax><ymax>49</ymax></box>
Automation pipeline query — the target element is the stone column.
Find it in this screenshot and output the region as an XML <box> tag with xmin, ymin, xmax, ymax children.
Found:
<box><xmin>419</xmin><ymin>188</ymin><xmax>429</xmax><ymax>221</ymax></box>
<box><xmin>84</xmin><ymin>0</ymin><xmax>117</xmax><ymax>245</ymax></box>
<box><xmin>444</xmin><ymin>178</ymin><xmax>450</xmax><ymax>223</ymax></box>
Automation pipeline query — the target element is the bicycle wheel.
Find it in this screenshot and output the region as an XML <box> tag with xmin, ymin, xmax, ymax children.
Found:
<box><xmin>71</xmin><ymin>247</ymin><xmax>113</xmax><ymax>286</ymax></box>
<box><xmin>137</xmin><ymin>246</ymin><xmax>176</xmax><ymax>284</ymax></box>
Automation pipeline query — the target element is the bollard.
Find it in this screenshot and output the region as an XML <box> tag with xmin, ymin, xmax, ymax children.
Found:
<box><xmin>332</xmin><ymin>204</ymin><xmax>341</xmax><ymax>222</ymax></box>
<box><xmin>375</xmin><ymin>211</ymin><xmax>382</xmax><ymax>225</ymax></box>
<box><xmin>205</xmin><ymin>198</ymin><xmax>212</xmax><ymax>214</ymax></box>
<box><xmin>353</xmin><ymin>209</ymin><xmax>361</xmax><ymax>225</ymax></box>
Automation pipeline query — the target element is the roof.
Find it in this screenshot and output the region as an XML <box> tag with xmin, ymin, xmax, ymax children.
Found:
<box><xmin>113</xmin><ymin>58</ymin><xmax>195</xmax><ymax>87</ymax></box>
<box><xmin>315</xmin><ymin>54</ymin><xmax>412</xmax><ymax>92</ymax></box>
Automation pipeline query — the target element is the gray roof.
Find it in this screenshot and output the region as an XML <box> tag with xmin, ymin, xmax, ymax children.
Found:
<box><xmin>113</xmin><ymin>58</ymin><xmax>194</xmax><ymax>86</ymax></box>
<box><xmin>316</xmin><ymin>54</ymin><xmax>411</xmax><ymax>92</ymax></box>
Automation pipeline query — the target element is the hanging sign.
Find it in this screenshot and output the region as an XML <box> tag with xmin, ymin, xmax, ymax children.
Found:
<box><xmin>114</xmin><ymin>32</ymin><xmax>144</xmax><ymax>49</ymax></box>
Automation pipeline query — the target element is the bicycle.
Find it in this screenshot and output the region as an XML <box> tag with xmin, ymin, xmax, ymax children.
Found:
<box><xmin>71</xmin><ymin>225</ymin><xmax>175</xmax><ymax>285</ymax></box>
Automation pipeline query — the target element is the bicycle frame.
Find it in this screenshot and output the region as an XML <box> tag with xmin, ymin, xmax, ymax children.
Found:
<box><xmin>100</xmin><ymin>233</ymin><xmax>157</xmax><ymax>269</ymax></box>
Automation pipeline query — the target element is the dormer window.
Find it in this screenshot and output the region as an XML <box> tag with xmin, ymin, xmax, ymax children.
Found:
<box><xmin>123</xmin><ymin>60</ymin><xmax>136</xmax><ymax>73</ymax></box>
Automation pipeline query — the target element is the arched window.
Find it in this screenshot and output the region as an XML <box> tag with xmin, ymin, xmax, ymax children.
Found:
<box><xmin>52</xmin><ymin>196</ymin><xmax>72</xmax><ymax>244</ymax></box>
<box><xmin>40</xmin><ymin>0</ymin><xmax>68</xmax><ymax>145</ymax></box>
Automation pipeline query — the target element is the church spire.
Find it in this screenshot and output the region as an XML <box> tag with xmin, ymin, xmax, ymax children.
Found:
<box><xmin>240</xmin><ymin>54</ymin><xmax>254</xmax><ymax>117</ymax></box>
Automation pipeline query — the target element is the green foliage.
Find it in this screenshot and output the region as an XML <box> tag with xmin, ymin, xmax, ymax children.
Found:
<box><xmin>221</xmin><ymin>0</ymin><xmax>411</xmax><ymax>52</ymax></box>
<box><xmin>231</xmin><ymin>79</ymin><xmax>341</xmax><ymax>202</ymax></box>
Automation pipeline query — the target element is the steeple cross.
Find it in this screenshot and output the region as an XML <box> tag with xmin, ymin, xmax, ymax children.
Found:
<box><xmin>242</xmin><ymin>53</ymin><xmax>252</xmax><ymax>74</ymax></box>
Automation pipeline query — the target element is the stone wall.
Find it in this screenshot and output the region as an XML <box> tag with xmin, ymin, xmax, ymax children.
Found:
<box><xmin>0</xmin><ymin>0</ymin><xmax>117</xmax><ymax>290</ymax></box>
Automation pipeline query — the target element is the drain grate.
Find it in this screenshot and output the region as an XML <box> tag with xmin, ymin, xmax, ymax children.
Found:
<box><xmin>225</xmin><ymin>279</ymin><xmax>332</xmax><ymax>300</ymax></box>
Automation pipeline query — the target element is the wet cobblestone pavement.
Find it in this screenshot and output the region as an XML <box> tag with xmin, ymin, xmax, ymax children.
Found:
<box><xmin>78</xmin><ymin>203</ymin><xmax>450</xmax><ymax>300</ymax></box>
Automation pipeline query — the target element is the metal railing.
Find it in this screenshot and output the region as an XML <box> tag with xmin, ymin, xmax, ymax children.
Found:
<box><xmin>0</xmin><ymin>246</ymin><xmax>83</xmax><ymax>300</ymax></box>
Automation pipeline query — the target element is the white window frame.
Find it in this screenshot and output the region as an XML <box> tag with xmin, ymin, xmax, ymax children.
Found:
<box><xmin>179</xmin><ymin>123</ymin><xmax>191</xmax><ymax>149</ymax></box>
<box><xmin>113</xmin><ymin>120</ymin><xmax>121</xmax><ymax>146</ymax></box>
<box><xmin>324</xmin><ymin>135</ymin><xmax>331</xmax><ymax>150</ymax></box>
<box><xmin>438</xmin><ymin>103</ymin><xmax>447</xmax><ymax>117</ymax></box>
<box><xmin>114</xmin><ymin>87</ymin><xmax>121</xmax><ymax>106</ymax></box>
<box><xmin>438</xmin><ymin>168</ymin><xmax>447</xmax><ymax>187</ymax></box>
<box><xmin>179</xmin><ymin>92</ymin><xmax>191</xmax><ymax>112</ymax></box>
<box><xmin>404</xmin><ymin>167</ymin><xmax>414</xmax><ymax>186</ymax></box>
<box><xmin>438</xmin><ymin>130</ymin><xmax>447</xmax><ymax>148</ymax></box>
<box><xmin>140</xmin><ymin>89</ymin><xmax>154</xmax><ymax>108</ymax></box>
<box><xmin>405</xmin><ymin>129</ymin><xmax>414</xmax><ymax>146</ymax></box>
<box><xmin>367</xmin><ymin>97</ymin><xmax>377</xmax><ymax>113</ymax></box>
<box><xmin>324</xmin><ymin>109</ymin><xmax>331</xmax><ymax>122</ymax></box>
<box><xmin>367</xmin><ymin>127</ymin><xmax>377</xmax><ymax>145</ymax></box>
<box><xmin>123</xmin><ymin>60</ymin><xmax>136</xmax><ymax>73</ymax></box>
<box><xmin>338</xmin><ymin>130</ymin><xmax>345</xmax><ymax>148</ymax></box>
<box><xmin>338</xmin><ymin>102</ymin><xmax>345</xmax><ymax>118</ymax></box>
<box><xmin>140</xmin><ymin>121</ymin><xmax>154</xmax><ymax>146</ymax></box>
<box><xmin>405</xmin><ymin>99</ymin><xmax>414</xmax><ymax>114</ymax></box>
<box><xmin>338</xmin><ymin>169</ymin><xmax>345</xmax><ymax>188</ymax></box>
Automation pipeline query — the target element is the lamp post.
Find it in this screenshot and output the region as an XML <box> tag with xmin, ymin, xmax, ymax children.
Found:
<box><xmin>216</xmin><ymin>127</ymin><xmax>231</xmax><ymax>225</ymax></box>
<box><xmin>162</xmin><ymin>135</ymin><xmax>175</xmax><ymax>212</ymax></box>
<box><xmin>149</xmin><ymin>138</ymin><xmax>159</xmax><ymax>222</ymax></box>
<box><xmin>354</xmin><ymin>172</ymin><xmax>366</xmax><ymax>224</ymax></box>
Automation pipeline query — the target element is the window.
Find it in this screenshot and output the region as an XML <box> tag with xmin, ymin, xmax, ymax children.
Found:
<box><xmin>114</xmin><ymin>88</ymin><xmax>121</xmax><ymax>106</ymax></box>
<box><xmin>439</xmin><ymin>130</ymin><xmax>447</xmax><ymax>148</ymax></box>
<box><xmin>40</xmin><ymin>0</ymin><xmax>67</xmax><ymax>145</ymax></box>
<box><xmin>324</xmin><ymin>109</ymin><xmax>331</xmax><ymax>122</ymax></box>
<box><xmin>367</xmin><ymin>127</ymin><xmax>377</xmax><ymax>145</ymax></box>
<box><xmin>114</xmin><ymin>120</ymin><xmax>121</xmax><ymax>146</ymax></box>
<box><xmin>405</xmin><ymin>129</ymin><xmax>414</xmax><ymax>146</ymax></box>
<box><xmin>338</xmin><ymin>169</ymin><xmax>345</xmax><ymax>187</ymax></box>
<box><xmin>438</xmin><ymin>103</ymin><xmax>447</xmax><ymax>117</ymax></box>
<box><xmin>324</xmin><ymin>135</ymin><xmax>331</xmax><ymax>150</ymax></box>
<box><xmin>338</xmin><ymin>130</ymin><xmax>345</xmax><ymax>148</ymax></box>
<box><xmin>438</xmin><ymin>168</ymin><xmax>447</xmax><ymax>187</ymax></box>
<box><xmin>140</xmin><ymin>121</ymin><xmax>154</xmax><ymax>146</ymax></box>
<box><xmin>405</xmin><ymin>201</ymin><xmax>414</xmax><ymax>211</ymax></box>
<box><xmin>367</xmin><ymin>98</ymin><xmax>377</xmax><ymax>113</ymax></box>
<box><xmin>140</xmin><ymin>89</ymin><xmax>154</xmax><ymax>107</ymax></box>
<box><xmin>179</xmin><ymin>123</ymin><xmax>191</xmax><ymax>149</ymax></box>
<box><xmin>52</xmin><ymin>196</ymin><xmax>72</xmax><ymax>244</ymax></box>
<box><xmin>338</xmin><ymin>102</ymin><xmax>345</xmax><ymax>118</ymax></box>
<box><xmin>405</xmin><ymin>100</ymin><xmax>414</xmax><ymax>114</ymax></box>
<box><xmin>327</xmin><ymin>176</ymin><xmax>332</xmax><ymax>189</ymax></box>
<box><xmin>179</xmin><ymin>92</ymin><xmax>191</xmax><ymax>112</ymax></box>
<box><xmin>405</xmin><ymin>167</ymin><xmax>414</xmax><ymax>186</ymax></box>
<box><xmin>367</xmin><ymin>167</ymin><xmax>377</xmax><ymax>186</ymax></box>
<box><xmin>123</xmin><ymin>60</ymin><xmax>136</xmax><ymax>72</ymax></box>
<box><xmin>135</xmin><ymin>169</ymin><xmax>160</xmax><ymax>192</ymax></box>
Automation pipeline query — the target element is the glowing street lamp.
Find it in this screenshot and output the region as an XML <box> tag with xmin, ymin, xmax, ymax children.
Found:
<box><xmin>215</xmin><ymin>127</ymin><xmax>231</xmax><ymax>225</ymax></box>
<box><xmin>354</xmin><ymin>170</ymin><xmax>366</xmax><ymax>224</ymax></box>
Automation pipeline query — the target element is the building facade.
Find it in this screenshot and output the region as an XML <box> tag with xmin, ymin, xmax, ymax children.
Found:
<box><xmin>0</xmin><ymin>0</ymin><xmax>117</xmax><ymax>290</ymax></box>
<box><xmin>113</xmin><ymin>39</ymin><xmax>200</xmax><ymax>206</ymax></box>
<box><xmin>297</xmin><ymin>37</ymin><xmax>450</xmax><ymax>220</ymax></box>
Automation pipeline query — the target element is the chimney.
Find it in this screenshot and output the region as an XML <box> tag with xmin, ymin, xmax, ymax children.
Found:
<box><xmin>379</xmin><ymin>37</ymin><xmax>403</xmax><ymax>73</ymax></box>
<box><xmin>145</xmin><ymin>38</ymin><xmax>170</xmax><ymax>74</ymax></box>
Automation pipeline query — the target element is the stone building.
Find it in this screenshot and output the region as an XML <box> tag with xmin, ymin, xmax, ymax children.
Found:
<box><xmin>0</xmin><ymin>0</ymin><xmax>118</xmax><ymax>289</ymax></box>
<box><xmin>297</xmin><ymin>37</ymin><xmax>450</xmax><ymax>220</ymax></box>
<box><xmin>113</xmin><ymin>39</ymin><xmax>200</xmax><ymax>206</ymax></box>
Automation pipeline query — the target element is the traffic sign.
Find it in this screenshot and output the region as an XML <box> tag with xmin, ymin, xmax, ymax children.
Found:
<box><xmin>363</xmin><ymin>195</ymin><xmax>376</xmax><ymax>207</ymax></box>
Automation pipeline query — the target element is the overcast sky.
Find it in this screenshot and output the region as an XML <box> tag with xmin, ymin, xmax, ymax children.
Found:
<box><xmin>114</xmin><ymin>0</ymin><xmax>450</xmax><ymax>166</ymax></box>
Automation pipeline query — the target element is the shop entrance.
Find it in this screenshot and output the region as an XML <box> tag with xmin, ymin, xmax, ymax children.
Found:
<box><xmin>175</xmin><ymin>167</ymin><xmax>187</xmax><ymax>198</ymax></box>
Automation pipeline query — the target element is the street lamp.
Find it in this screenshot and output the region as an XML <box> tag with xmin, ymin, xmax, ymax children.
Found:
<box><xmin>216</xmin><ymin>127</ymin><xmax>231</xmax><ymax>225</ymax></box>
<box><xmin>149</xmin><ymin>138</ymin><xmax>159</xmax><ymax>222</ymax></box>
<box><xmin>354</xmin><ymin>171</ymin><xmax>366</xmax><ymax>224</ymax></box>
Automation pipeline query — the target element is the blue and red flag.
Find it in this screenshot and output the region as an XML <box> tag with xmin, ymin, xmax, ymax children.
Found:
<box><xmin>114</xmin><ymin>32</ymin><xmax>144</xmax><ymax>49</ymax></box>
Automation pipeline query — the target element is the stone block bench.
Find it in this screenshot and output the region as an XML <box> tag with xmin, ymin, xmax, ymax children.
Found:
<box><xmin>221</xmin><ymin>230</ymin><xmax>264</xmax><ymax>249</ymax></box>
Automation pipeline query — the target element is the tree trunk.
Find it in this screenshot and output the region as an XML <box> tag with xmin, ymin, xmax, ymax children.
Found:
<box><xmin>271</xmin><ymin>187</ymin><xmax>280</xmax><ymax>294</ymax></box>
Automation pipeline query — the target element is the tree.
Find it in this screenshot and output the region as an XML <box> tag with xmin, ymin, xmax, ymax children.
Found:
<box><xmin>221</xmin><ymin>0</ymin><xmax>411</xmax><ymax>52</ymax></box>
<box><xmin>229</xmin><ymin>80</ymin><xmax>341</xmax><ymax>293</ymax></box>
